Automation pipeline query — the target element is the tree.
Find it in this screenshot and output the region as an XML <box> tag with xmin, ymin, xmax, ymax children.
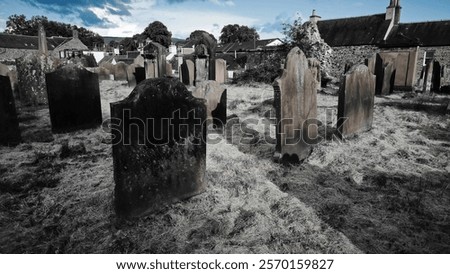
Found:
<box><xmin>4</xmin><ymin>14</ymin><xmax>104</xmax><ymax>49</ymax></box>
<box><xmin>188</xmin><ymin>30</ymin><xmax>217</xmax><ymax>43</ymax></box>
<box><xmin>119</xmin><ymin>37</ymin><xmax>137</xmax><ymax>52</ymax></box>
<box><xmin>219</xmin><ymin>24</ymin><xmax>260</xmax><ymax>44</ymax></box>
<box><xmin>141</xmin><ymin>21</ymin><xmax>172</xmax><ymax>48</ymax></box>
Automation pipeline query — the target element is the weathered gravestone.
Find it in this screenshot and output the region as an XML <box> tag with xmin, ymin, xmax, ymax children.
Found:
<box><xmin>134</xmin><ymin>67</ymin><xmax>146</xmax><ymax>85</ymax></box>
<box><xmin>126</xmin><ymin>64</ymin><xmax>138</xmax><ymax>87</ymax></box>
<box><xmin>180</xmin><ymin>60</ymin><xmax>195</xmax><ymax>86</ymax></box>
<box><xmin>0</xmin><ymin>76</ymin><xmax>21</xmax><ymax>146</ymax></box>
<box><xmin>337</xmin><ymin>65</ymin><xmax>376</xmax><ymax>139</ymax></box>
<box><xmin>441</xmin><ymin>65</ymin><xmax>450</xmax><ymax>93</ymax></box>
<box><xmin>273</xmin><ymin>47</ymin><xmax>318</xmax><ymax>164</ymax></box>
<box><xmin>145</xmin><ymin>60</ymin><xmax>158</xmax><ymax>79</ymax></box>
<box><xmin>45</xmin><ymin>65</ymin><xmax>102</xmax><ymax>133</ymax></box>
<box><xmin>111</xmin><ymin>78</ymin><xmax>207</xmax><ymax>217</ymax></box>
<box><xmin>192</xmin><ymin>80</ymin><xmax>227</xmax><ymax>128</ymax></box>
<box><xmin>16</xmin><ymin>53</ymin><xmax>49</xmax><ymax>106</ymax></box>
<box><xmin>195</xmin><ymin>58</ymin><xmax>209</xmax><ymax>85</ymax></box>
<box><xmin>113</xmin><ymin>62</ymin><xmax>128</xmax><ymax>81</ymax></box>
<box><xmin>371</xmin><ymin>53</ymin><xmax>396</xmax><ymax>95</ymax></box>
<box><xmin>380</xmin><ymin>62</ymin><xmax>396</xmax><ymax>95</ymax></box>
<box><xmin>215</xmin><ymin>59</ymin><xmax>227</xmax><ymax>84</ymax></box>
<box><xmin>166</xmin><ymin>63</ymin><xmax>173</xmax><ymax>77</ymax></box>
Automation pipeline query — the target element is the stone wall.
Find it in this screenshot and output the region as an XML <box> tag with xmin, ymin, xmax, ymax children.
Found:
<box><xmin>0</xmin><ymin>48</ymin><xmax>39</xmax><ymax>63</ymax></box>
<box><xmin>415</xmin><ymin>46</ymin><xmax>450</xmax><ymax>85</ymax></box>
<box><xmin>329</xmin><ymin>45</ymin><xmax>379</xmax><ymax>79</ymax></box>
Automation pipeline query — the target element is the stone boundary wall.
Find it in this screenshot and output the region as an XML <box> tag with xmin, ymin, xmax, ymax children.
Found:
<box><xmin>329</xmin><ymin>46</ymin><xmax>379</xmax><ymax>79</ymax></box>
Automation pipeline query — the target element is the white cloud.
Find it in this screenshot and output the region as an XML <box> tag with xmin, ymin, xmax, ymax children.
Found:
<box><xmin>89</xmin><ymin>1</ymin><xmax>257</xmax><ymax>39</ymax></box>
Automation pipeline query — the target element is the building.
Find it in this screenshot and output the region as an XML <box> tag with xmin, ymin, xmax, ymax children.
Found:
<box><xmin>315</xmin><ymin>0</ymin><xmax>450</xmax><ymax>90</ymax></box>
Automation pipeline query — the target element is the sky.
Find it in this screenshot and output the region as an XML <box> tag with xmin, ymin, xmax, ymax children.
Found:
<box><xmin>0</xmin><ymin>0</ymin><xmax>449</xmax><ymax>40</ymax></box>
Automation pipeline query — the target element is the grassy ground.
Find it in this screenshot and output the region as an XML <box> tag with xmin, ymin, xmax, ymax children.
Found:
<box><xmin>0</xmin><ymin>80</ymin><xmax>449</xmax><ymax>253</ymax></box>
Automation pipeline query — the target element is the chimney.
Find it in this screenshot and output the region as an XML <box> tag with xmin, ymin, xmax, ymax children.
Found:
<box><xmin>309</xmin><ymin>10</ymin><xmax>321</xmax><ymax>24</ymax></box>
<box><xmin>38</xmin><ymin>23</ymin><xmax>48</xmax><ymax>56</ymax></box>
<box><xmin>72</xmin><ymin>29</ymin><xmax>79</xmax><ymax>39</ymax></box>
<box><xmin>386</xmin><ymin>0</ymin><xmax>401</xmax><ymax>24</ymax></box>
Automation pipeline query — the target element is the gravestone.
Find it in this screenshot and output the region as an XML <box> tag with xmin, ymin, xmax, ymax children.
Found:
<box><xmin>16</xmin><ymin>54</ymin><xmax>49</xmax><ymax>106</ymax></box>
<box><xmin>145</xmin><ymin>60</ymin><xmax>158</xmax><ymax>79</ymax></box>
<box><xmin>441</xmin><ymin>65</ymin><xmax>450</xmax><ymax>93</ymax></box>
<box><xmin>337</xmin><ymin>65</ymin><xmax>376</xmax><ymax>139</ymax></box>
<box><xmin>111</xmin><ymin>78</ymin><xmax>207</xmax><ymax>217</ymax></box>
<box><xmin>126</xmin><ymin>64</ymin><xmax>137</xmax><ymax>87</ymax></box>
<box><xmin>192</xmin><ymin>80</ymin><xmax>227</xmax><ymax>128</ymax></box>
<box><xmin>0</xmin><ymin>76</ymin><xmax>21</xmax><ymax>146</ymax></box>
<box><xmin>215</xmin><ymin>59</ymin><xmax>227</xmax><ymax>84</ymax></box>
<box><xmin>0</xmin><ymin>63</ymin><xmax>8</xmax><ymax>76</ymax></box>
<box><xmin>134</xmin><ymin>67</ymin><xmax>146</xmax><ymax>85</ymax></box>
<box><xmin>431</xmin><ymin>61</ymin><xmax>441</xmax><ymax>93</ymax></box>
<box><xmin>195</xmin><ymin>58</ymin><xmax>208</xmax><ymax>85</ymax></box>
<box><xmin>134</xmin><ymin>55</ymin><xmax>145</xmax><ymax>67</ymax></box>
<box><xmin>180</xmin><ymin>60</ymin><xmax>195</xmax><ymax>86</ymax></box>
<box><xmin>372</xmin><ymin>53</ymin><xmax>384</xmax><ymax>95</ymax></box>
<box><xmin>113</xmin><ymin>62</ymin><xmax>128</xmax><ymax>81</ymax></box>
<box><xmin>45</xmin><ymin>65</ymin><xmax>102</xmax><ymax>133</ymax></box>
<box><xmin>273</xmin><ymin>47</ymin><xmax>318</xmax><ymax>164</ymax></box>
<box><xmin>381</xmin><ymin>62</ymin><xmax>396</xmax><ymax>95</ymax></box>
<box><xmin>166</xmin><ymin>63</ymin><xmax>173</xmax><ymax>77</ymax></box>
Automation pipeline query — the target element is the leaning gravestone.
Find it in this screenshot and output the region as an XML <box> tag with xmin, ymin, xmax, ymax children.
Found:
<box><xmin>45</xmin><ymin>65</ymin><xmax>102</xmax><ymax>133</ymax></box>
<box><xmin>134</xmin><ymin>67</ymin><xmax>146</xmax><ymax>85</ymax></box>
<box><xmin>337</xmin><ymin>65</ymin><xmax>376</xmax><ymax>139</ymax></box>
<box><xmin>111</xmin><ymin>78</ymin><xmax>207</xmax><ymax>217</ymax></box>
<box><xmin>273</xmin><ymin>47</ymin><xmax>318</xmax><ymax>164</ymax></box>
<box><xmin>192</xmin><ymin>80</ymin><xmax>227</xmax><ymax>128</ymax></box>
<box><xmin>0</xmin><ymin>76</ymin><xmax>21</xmax><ymax>146</ymax></box>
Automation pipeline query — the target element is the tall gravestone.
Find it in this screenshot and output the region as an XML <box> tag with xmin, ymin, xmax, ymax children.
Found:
<box><xmin>180</xmin><ymin>60</ymin><xmax>195</xmax><ymax>86</ymax></box>
<box><xmin>337</xmin><ymin>65</ymin><xmax>376</xmax><ymax>139</ymax></box>
<box><xmin>431</xmin><ymin>61</ymin><xmax>441</xmax><ymax>93</ymax></box>
<box><xmin>145</xmin><ymin>60</ymin><xmax>158</xmax><ymax>79</ymax></box>
<box><xmin>0</xmin><ymin>76</ymin><xmax>21</xmax><ymax>146</ymax></box>
<box><xmin>381</xmin><ymin>62</ymin><xmax>396</xmax><ymax>95</ymax></box>
<box><xmin>273</xmin><ymin>47</ymin><xmax>318</xmax><ymax>164</ymax></box>
<box><xmin>215</xmin><ymin>59</ymin><xmax>227</xmax><ymax>84</ymax></box>
<box><xmin>16</xmin><ymin>54</ymin><xmax>49</xmax><ymax>106</ymax></box>
<box><xmin>195</xmin><ymin>58</ymin><xmax>209</xmax><ymax>85</ymax></box>
<box><xmin>126</xmin><ymin>64</ymin><xmax>138</xmax><ymax>87</ymax></box>
<box><xmin>192</xmin><ymin>80</ymin><xmax>227</xmax><ymax>128</ymax></box>
<box><xmin>111</xmin><ymin>78</ymin><xmax>207</xmax><ymax>217</ymax></box>
<box><xmin>45</xmin><ymin>65</ymin><xmax>102</xmax><ymax>133</ymax></box>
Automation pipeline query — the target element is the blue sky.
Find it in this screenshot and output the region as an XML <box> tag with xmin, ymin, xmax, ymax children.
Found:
<box><xmin>0</xmin><ymin>0</ymin><xmax>449</xmax><ymax>39</ymax></box>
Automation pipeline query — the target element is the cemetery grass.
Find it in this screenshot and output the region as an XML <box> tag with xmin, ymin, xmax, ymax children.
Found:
<box><xmin>0</xmin><ymin>81</ymin><xmax>448</xmax><ymax>254</ymax></box>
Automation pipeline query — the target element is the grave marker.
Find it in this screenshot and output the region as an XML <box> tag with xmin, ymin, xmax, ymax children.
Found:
<box><xmin>0</xmin><ymin>76</ymin><xmax>21</xmax><ymax>145</ymax></box>
<box><xmin>337</xmin><ymin>65</ymin><xmax>376</xmax><ymax>138</ymax></box>
<box><xmin>273</xmin><ymin>47</ymin><xmax>318</xmax><ymax>164</ymax></box>
<box><xmin>45</xmin><ymin>65</ymin><xmax>102</xmax><ymax>133</ymax></box>
<box><xmin>111</xmin><ymin>78</ymin><xmax>207</xmax><ymax>217</ymax></box>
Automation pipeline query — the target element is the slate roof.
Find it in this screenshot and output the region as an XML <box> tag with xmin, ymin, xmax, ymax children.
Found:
<box><xmin>317</xmin><ymin>14</ymin><xmax>391</xmax><ymax>47</ymax></box>
<box><xmin>0</xmin><ymin>33</ymin><xmax>68</xmax><ymax>50</ymax></box>
<box><xmin>382</xmin><ymin>20</ymin><xmax>450</xmax><ymax>48</ymax></box>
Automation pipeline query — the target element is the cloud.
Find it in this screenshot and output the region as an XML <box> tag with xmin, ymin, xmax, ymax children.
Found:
<box><xmin>20</xmin><ymin>0</ymin><xmax>133</xmax><ymax>26</ymax></box>
<box><xmin>165</xmin><ymin>0</ymin><xmax>234</xmax><ymax>6</ymax></box>
<box><xmin>256</xmin><ymin>11</ymin><xmax>303</xmax><ymax>39</ymax></box>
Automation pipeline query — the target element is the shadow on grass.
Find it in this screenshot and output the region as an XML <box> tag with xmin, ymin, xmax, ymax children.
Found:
<box><xmin>268</xmin><ymin>165</ymin><xmax>450</xmax><ymax>254</ymax></box>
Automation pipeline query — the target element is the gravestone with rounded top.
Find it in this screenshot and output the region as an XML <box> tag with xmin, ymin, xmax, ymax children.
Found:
<box><xmin>273</xmin><ymin>47</ymin><xmax>318</xmax><ymax>164</ymax></box>
<box><xmin>45</xmin><ymin>64</ymin><xmax>102</xmax><ymax>133</ymax></box>
<box><xmin>111</xmin><ymin>78</ymin><xmax>207</xmax><ymax>217</ymax></box>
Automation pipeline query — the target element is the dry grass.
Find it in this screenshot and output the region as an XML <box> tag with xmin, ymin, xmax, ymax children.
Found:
<box><xmin>0</xmin><ymin>80</ymin><xmax>449</xmax><ymax>254</ymax></box>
